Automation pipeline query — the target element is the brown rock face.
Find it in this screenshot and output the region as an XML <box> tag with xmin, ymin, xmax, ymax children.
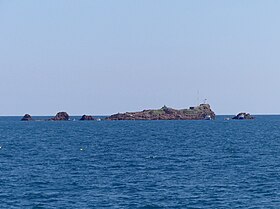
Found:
<box><xmin>21</xmin><ymin>114</ymin><xmax>33</xmax><ymax>121</ymax></box>
<box><xmin>106</xmin><ymin>104</ymin><xmax>215</xmax><ymax>120</ymax></box>
<box><xmin>51</xmin><ymin>112</ymin><xmax>70</xmax><ymax>121</ymax></box>
<box><xmin>80</xmin><ymin>115</ymin><xmax>94</xmax><ymax>120</ymax></box>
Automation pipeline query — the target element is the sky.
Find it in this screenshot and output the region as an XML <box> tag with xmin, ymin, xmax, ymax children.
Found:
<box><xmin>0</xmin><ymin>0</ymin><xmax>280</xmax><ymax>115</ymax></box>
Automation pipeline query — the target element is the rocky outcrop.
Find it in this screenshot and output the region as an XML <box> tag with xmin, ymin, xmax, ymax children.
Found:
<box><xmin>232</xmin><ymin>113</ymin><xmax>254</xmax><ymax>120</ymax></box>
<box><xmin>106</xmin><ymin>104</ymin><xmax>215</xmax><ymax>120</ymax></box>
<box><xmin>80</xmin><ymin>115</ymin><xmax>94</xmax><ymax>120</ymax></box>
<box><xmin>21</xmin><ymin>114</ymin><xmax>33</xmax><ymax>121</ymax></box>
<box><xmin>50</xmin><ymin>112</ymin><xmax>70</xmax><ymax>121</ymax></box>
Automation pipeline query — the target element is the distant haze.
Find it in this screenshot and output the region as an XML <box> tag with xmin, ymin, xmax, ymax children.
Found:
<box><xmin>0</xmin><ymin>0</ymin><xmax>279</xmax><ymax>115</ymax></box>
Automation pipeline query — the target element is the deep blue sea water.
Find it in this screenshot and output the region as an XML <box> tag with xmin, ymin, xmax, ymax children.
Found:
<box><xmin>0</xmin><ymin>116</ymin><xmax>280</xmax><ymax>208</ymax></box>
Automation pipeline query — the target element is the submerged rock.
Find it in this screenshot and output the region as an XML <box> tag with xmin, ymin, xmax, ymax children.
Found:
<box><xmin>232</xmin><ymin>113</ymin><xmax>254</xmax><ymax>120</ymax></box>
<box><xmin>21</xmin><ymin>114</ymin><xmax>33</xmax><ymax>121</ymax></box>
<box><xmin>50</xmin><ymin>112</ymin><xmax>70</xmax><ymax>121</ymax></box>
<box><xmin>106</xmin><ymin>104</ymin><xmax>215</xmax><ymax>120</ymax></box>
<box><xmin>80</xmin><ymin>115</ymin><xmax>94</xmax><ymax>120</ymax></box>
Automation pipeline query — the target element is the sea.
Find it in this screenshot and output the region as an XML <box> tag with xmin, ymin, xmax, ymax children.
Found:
<box><xmin>0</xmin><ymin>116</ymin><xmax>280</xmax><ymax>208</ymax></box>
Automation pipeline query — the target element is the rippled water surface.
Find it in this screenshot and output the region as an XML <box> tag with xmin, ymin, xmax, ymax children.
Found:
<box><xmin>0</xmin><ymin>116</ymin><xmax>280</xmax><ymax>208</ymax></box>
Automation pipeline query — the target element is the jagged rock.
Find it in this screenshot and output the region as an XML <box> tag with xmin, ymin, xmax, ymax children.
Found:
<box><xmin>50</xmin><ymin>112</ymin><xmax>70</xmax><ymax>121</ymax></box>
<box><xmin>21</xmin><ymin>114</ymin><xmax>33</xmax><ymax>121</ymax></box>
<box><xmin>106</xmin><ymin>104</ymin><xmax>215</xmax><ymax>120</ymax></box>
<box><xmin>80</xmin><ymin>115</ymin><xmax>94</xmax><ymax>120</ymax></box>
<box><xmin>232</xmin><ymin>113</ymin><xmax>254</xmax><ymax>120</ymax></box>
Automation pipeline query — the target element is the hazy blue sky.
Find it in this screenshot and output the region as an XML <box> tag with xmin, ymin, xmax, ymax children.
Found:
<box><xmin>0</xmin><ymin>0</ymin><xmax>280</xmax><ymax>115</ymax></box>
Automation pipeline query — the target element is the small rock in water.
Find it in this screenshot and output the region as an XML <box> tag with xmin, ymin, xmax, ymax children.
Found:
<box><xmin>232</xmin><ymin>112</ymin><xmax>254</xmax><ymax>120</ymax></box>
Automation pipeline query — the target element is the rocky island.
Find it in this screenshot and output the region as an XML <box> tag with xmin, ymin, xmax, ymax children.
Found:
<box><xmin>80</xmin><ymin>115</ymin><xmax>94</xmax><ymax>120</ymax></box>
<box><xmin>21</xmin><ymin>114</ymin><xmax>33</xmax><ymax>121</ymax></box>
<box><xmin>232</xmin><ymin>112</ymin><xmax>254</xmax><ymax>120</ymax></box>
<box><xmin>50</xmin><ymin>112</ymin><xmax>70</xmax><ymax>121</ymax></box>
<box><xmin>106</xmin><ymin>104</ymin><xmax>215</xmax><ymax>120</ymax></box>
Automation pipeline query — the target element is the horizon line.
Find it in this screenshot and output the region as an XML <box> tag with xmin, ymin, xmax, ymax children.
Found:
<box><xmin>1</xmin><ymin>113</ymin><xmax>280</xmax><ymax>117</ymax></box>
